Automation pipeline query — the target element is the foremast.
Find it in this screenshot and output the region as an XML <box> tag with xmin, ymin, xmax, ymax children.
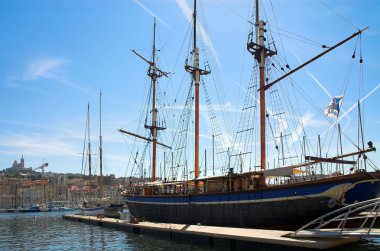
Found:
<box><xmin>119</xmin><ymin>17</ymin><xmax>170</xmax><ymax>182</ymax></box>
<box><xmin>147</xmin><ymin>18</ymin><xmax>161</xmax><ymax>183</ymax></box>
<box><xmin>185</xmin><ymin>0</ymin><xmax>210</xmax><ymax>188</ymax></box>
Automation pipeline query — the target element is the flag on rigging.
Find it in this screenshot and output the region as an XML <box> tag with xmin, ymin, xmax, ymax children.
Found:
<box><xmin>324</xmin><ymin>96</ymin><xmax>343</xmax><ymax>119</ymax></box>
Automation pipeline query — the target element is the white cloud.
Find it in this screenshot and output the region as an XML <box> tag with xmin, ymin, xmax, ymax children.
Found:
<box><xmin>291</xmin><ymin>112</ymin><xmax>329</xmax><ymax>143</ymax></box>
<box><xmin>0</xmin><ymin>118</ymin><xmax>84</xmax><ymax>140</ymax></box>
<box><xmin>4</xmin><ymin>57</ymin><xmax>92</xmax><ymax>94</ymax></box>
<box><xmin>0</xmin><ymin>133</ymin><xmax>77</xmax><ymax>158</ymax></box>
<box><xmin>4</xmin><ymin>76</ymin><xmax>19</xmax><ymax>87</ymax></box>
<box><xmin>0</xmin><ymin>115</ymin><xmax>132</xmax><ymax>176</ymax></box>
<box><xmin>0</xmin><ymin>119</ymin><xmax>48</xmax><ymax>131</ymax></box>
<box><xmin>22</xmin><ymin>58</ymin><xmax>66</xmax><ymax>81</ymax></box>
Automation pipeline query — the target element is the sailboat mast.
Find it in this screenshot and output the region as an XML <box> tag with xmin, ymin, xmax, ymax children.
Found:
<box><xmin>193</xmin><ymin>0</ymin><xmax>200</xmax><ymax>181</ymax></box>
<box><xmin>151</xmin><ymin>17</ymin><xmax>158</xmax><ymax>182</ymax></box>
<box><xmin>87</xmin><ymin>103</ymin><xmax>92</xmax><ymax>196</ymax></box>
<box><xmin>99</xmin><ymin>90</ymin><xmax>103</xmax><ymax>198</ymax></box>
<box><xmin>256</xmin><ymin>0</ymin><xmax>267</xmax><ymax>181</ymax></box>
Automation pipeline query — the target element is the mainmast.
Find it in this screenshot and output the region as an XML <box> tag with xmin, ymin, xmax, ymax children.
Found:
<box><xmin>87</xmin><ymin>103</ymin><xmax>92</xmax><ymax>196</ymax></box>
<box><xmin>247</xmin><ymin>0</ymin><xmax>276</xmax><ymax>186</ymax></box>
<box><xmin>119</xmin><ymin>17</ymin><xmax>170</xmax><ymax>182</ymax></box>
<box><xmin>185</xmin><ymin>0</ymin><xmax>210</xmax><ymax>186</ymax></box>
<box><xmin>257</xmin><ymin>0</ymin><xmax>266</xmax><ymax>180</ymax></box>
<box><xmin>99</xmin><ymin>90</ymin><xmax>103</xmax><ymax>198</ymax></box>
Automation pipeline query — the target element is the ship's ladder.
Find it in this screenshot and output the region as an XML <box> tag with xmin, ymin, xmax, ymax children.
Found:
<box><xmin>291</xmin><ymin>198</ymin><xmax>380</xmax><ymax>238</ymax></box>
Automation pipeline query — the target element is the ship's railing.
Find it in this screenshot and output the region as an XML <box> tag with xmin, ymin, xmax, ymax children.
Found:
<box><xmin>291</xmin><ymin>198</ymin><xmax>380</xmax><ymax>238</ymax></box>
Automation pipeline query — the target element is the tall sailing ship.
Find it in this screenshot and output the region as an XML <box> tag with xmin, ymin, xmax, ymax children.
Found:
<box><xmin>120</xmin><ymin>1</ymin><xmax>380</xmax><ymax>229</ymax></box>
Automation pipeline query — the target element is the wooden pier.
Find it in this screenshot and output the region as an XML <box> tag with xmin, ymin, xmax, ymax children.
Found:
<box><xmin>63</xmin><ymin>214</ymin><xmax>360</xmax><ymax>250</ymax></box>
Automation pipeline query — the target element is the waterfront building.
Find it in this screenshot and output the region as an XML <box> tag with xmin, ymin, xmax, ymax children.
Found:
<box><xmin>0</xmin><ymin>156</ymin><xmax>123</xmax><ymax>209</ymax></box>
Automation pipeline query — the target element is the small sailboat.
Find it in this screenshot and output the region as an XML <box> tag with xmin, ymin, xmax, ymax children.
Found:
<box><xmin>98</xmin><ymin>91</ymin><xmax>124</xmax><ymax>218</ymax></box>
<box><xmin>120</xmin><ymin>0</ymin><xmax>379</xmax><ymax>229</ymax></box>
<box><xmin>79</xmin><ymin>102</ymin><xmax>105</xmax><ymax>216</ymax></box>
<box><xmin>80</xmin><ymin>92</ymin><xmax>124</xmax><ymax>217</ymax></box>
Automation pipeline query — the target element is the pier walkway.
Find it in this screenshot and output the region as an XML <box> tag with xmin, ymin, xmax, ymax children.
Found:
<box><xmin>63</xmin><ymin>214</ymin><xmax>359</xmax><ymax>250</ymax></box>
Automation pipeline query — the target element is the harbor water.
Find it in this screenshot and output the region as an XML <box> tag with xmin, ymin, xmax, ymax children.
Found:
<box><xmin>1</xmin><ymin>211</ymin><xmax>380</xmax><ymax>250</ymax></box>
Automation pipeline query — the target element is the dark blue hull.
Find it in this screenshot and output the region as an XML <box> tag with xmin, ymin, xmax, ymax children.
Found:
<box><xmin>19</xmin><ymin>206</ymin><xmax>51</xmax><ymax>213</ymax></box>
<box><xmin>19</xmin><ymin>209</ymin><xmax>40</xmax><ymax>213</ymax></box>
<box><xmin>124</xmin><ymin>172</ymin><xmax>380</xmax><ymax>229</ymax></box>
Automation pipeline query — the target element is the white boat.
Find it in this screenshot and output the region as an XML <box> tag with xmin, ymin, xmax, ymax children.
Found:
<box><xmin>79</xmin><ymin>206</ymin><xmax>104</xmax><ymax>216</ymax></box>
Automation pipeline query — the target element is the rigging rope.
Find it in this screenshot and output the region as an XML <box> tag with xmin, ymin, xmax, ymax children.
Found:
<box><xmin>267</xmin><ymin>0</ymin><xmax>308</xmax><ymax>165</ymax></box>
<box><xmin>267</xmin><ymin>24</ymin><xmax>327</xmax><ymax>48</ymax></box>
<box><xmin>215</xmin><ymin>0</ymin><xmax>254</xmax><ymax>25</ymax></box>
<box><xmin>122</xmin><ymin>55</ymin><xmax>153</xmax><ymax>179</ymax></box>
<box><xmin>199</xmin><ymin>0</ymin><xmax>234</xmax><ymax>145</ymax></box>
<box><xmin>323</xmin><ymin>39</ymin><xmax>359</xmax><ymax>155</ymax></box>
<box><xmin>318</xmin><ymin>0</ymin><xmax>360</xmax><ymax>31</ymax></box>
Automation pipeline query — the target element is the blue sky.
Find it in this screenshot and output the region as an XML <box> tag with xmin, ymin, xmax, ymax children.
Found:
<box><xmin>1</xmin><ymin>0</ymin><xmax>379</xmax><ymax>178</ymax></box>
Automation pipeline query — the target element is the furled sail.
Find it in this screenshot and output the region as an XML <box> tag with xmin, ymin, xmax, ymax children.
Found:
<box><xmin>264</xmin><ymin>166</ymin><xmax>305</xmax><ymax>177</ymax></box>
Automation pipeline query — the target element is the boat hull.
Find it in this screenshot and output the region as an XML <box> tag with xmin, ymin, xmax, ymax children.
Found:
<box><xmin>79</xmin><ymin>206</ymin><xmax>104</xmax><ymax>216</ymax></box>
<box><xmin>124</xmin><ymin>172</ymin><xmax>380</xmax><ymax>229</ymax></box>
<box><xmin>127</xmin><ymin>195</ymin><xmax>335</xmax><ymax>229</ymax></box>
<box><xmin>51</xmin><ymin>207</ymin><xmax>78</xmax><ymax>211</ymax></box>
<box><xmin>103</xmin><ymin>204</ymin><xmax>124</xmax><ymax>218</ymax></box>
<box><xmin>19</xmin><ymin>205</ymin><xmax>51</xmax><ymax>213</ymax></box>
<box><xmin>19</xmin><ymin>208</ymin><xmax>40</xmax><ymax>213</ymax></box>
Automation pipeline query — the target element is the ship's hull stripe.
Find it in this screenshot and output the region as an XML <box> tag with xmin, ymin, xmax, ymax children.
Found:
<box><xmin>124</xmin><ymin>182</ymin><xmax>352</xmax><ymax>205</ymax></box>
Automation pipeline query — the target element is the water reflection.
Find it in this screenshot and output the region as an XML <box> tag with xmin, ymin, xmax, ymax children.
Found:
<box><xmin>100</xmin><ymin>227</ymin><xmax>105</xmax><ymax>251</ymax></box>
<box><xmin>1</xmin><ymin>211</ymin><xmax>380</xmax><ymax>251</ymax></box>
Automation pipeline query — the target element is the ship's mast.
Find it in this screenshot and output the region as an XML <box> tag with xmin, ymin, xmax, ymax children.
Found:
<box><xmin>151</xmin><ymin>18</ymin><xmax>158</xmax><ymax>182</ymax></box>
<box><xmin>99</xmin><ymin>90</ymin><xmax>103</xmax><ymax>198</ymax></box>
<box><xmin>87</xmin><ymin>103</ymin><xmax>92</xmax><ymax>196</ymax></box>
<box><xmin>185</xmin><ymin>0</ymin><xmax>210</xmax><ymax>187</ymax></box>
<box><xmin>247</xmin><ymin>0</ymin><xmax>276</xmax><ymax>185</ymax></box>
<box><xmin>246</xmin><ymin>1</ymin><xmax>367</xmax><ymax>185</ymax></box>
<box><xmin>193</xmin><ymin>0</ymin><xmax>200</xmax><ymax>181</ymax></box>
<box><xmin>119</xmin><ymin>17</ymin><xmax>170</xmax><ymax>183</ymax></box>
<box><xmin>256</xmin><ymin>0</ymin><xmax>266</xmax><ymax>182</ymax></box>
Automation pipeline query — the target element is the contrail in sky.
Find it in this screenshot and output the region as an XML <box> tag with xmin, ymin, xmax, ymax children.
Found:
<box><xmin>176</xmin><ymin>0</ymin><xmax>221</xmax><ymax>68</ymax></box>
<box><xmin>322</xmin><ymin>83</ymin><xmax>380</xmax><ymax>137</ymax></box>
<box><xmin>305</xmin><ymin>69</ymin><xmax>332</xmax><ymax>98</ymax></box>
<box><xmin>133</xmin><ymin>0</ymin><xmax>173</xmax><ymax>32</ymax></box>
<box><xmin>289</xmin><ymin>48</ymin><xmax>332</xmax><ymax>98</ymax></box>
<box><xmin>337</xmin><ymin>83</ymin><xmax>380</xmax><ymax>123</ymax></box>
